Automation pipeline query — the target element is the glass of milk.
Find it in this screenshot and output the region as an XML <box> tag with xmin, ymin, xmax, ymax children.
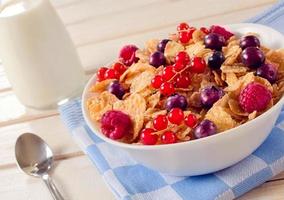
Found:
<box><xmin>0</xmin><ymin>0</ymin><xmax>86</xmax><ymax>109</ymax></box>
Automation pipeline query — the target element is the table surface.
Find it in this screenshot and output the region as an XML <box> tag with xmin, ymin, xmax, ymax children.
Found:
<box><xmin>0</xmin><ymin>0</ymin><xmax>284</xmax><ymax>199</ymax></box>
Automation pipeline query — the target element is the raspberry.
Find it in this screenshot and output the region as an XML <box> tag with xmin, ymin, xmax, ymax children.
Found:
<box><xmin>177</xmin><ymin>22</ymin><xmax>190</xmax><ymax>31</ymax></box>
<box><xmin>239</xmin><ymin>82</ymin><xmax>272</xmax><ymax>113</ymax></box>
<box><xmin>119</xmin><ymin>45</ymin><xmax>139</xmax><ymax>66</ymax></box>
<box><xmin>100</xmin><ymin>110</ymin><xmax>132</xmax><ymax>140</ymax></box>
<box><xmin>210</xmin><ymin>25</ymin><xmax>234</xmax><ymax>40</ymax></box>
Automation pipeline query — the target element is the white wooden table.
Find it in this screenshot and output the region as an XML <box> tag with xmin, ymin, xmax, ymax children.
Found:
<box><xmin>1</xmin><ymin>0</ymin><xmax>284</xmax><ymax>199</ymax></box>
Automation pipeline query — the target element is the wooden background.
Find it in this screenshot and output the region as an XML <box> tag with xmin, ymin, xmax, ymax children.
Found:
<box><xmin>0</xmin><ymin>0</ymin><xmax>283</xmax><ymax>199</ymax></box>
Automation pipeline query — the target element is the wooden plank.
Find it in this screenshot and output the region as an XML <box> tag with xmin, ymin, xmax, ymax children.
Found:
<box><xmin>66</xmin><ymin>0</ymin><xmax>275</xmax><ymax>46</ymax></box>
<box><xmin>0</xmin><ymin>156</ymin><xmax>115</xmax><ymax>200</ymax></box>
<box><xmin>0</xmin><ymin>91</ymin><xmax>58</xmax><ymax>127</ymax></box>
<box><xmin>0</xmin><ymin>115</ymin><xmax>81</xmax><ymax>166</ymax></box>
<box><xmin>239</xmin><ymin>180</ymin><xmax>284</xmax><ymax>200</ymax></box>
<box><xmin>56</xmin><ymin>0</ymin><xmax>162</xmax><ymax>25</ymax></box>
<box><xmin>77</xmin><ymin>4</ymin><xmax>271</xmax><ymax>72</ymax></box>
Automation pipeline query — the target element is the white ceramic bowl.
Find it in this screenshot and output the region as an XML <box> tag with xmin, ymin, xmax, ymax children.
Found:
<box><xmin>82</xmin><ymin>23</ymin><xmax>284</xmax><ymax>176</ymax></box>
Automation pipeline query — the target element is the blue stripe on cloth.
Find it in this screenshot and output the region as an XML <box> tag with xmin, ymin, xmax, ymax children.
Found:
<box><xmin>113</xmin><ymin>165</ymin><xmax>167</xmax><ymax>194</ymax></box>
<box><xmin>84</xmin><ymin>124</ymin><xmax>104</xmax><ymax>144</ymax></box>
<box><xmin>232</xmin><ymin>167</ymin><xmax>273</xmax><ymax>197</ymax></box>
<box><xmin>86</xmin><ymin>144</ymin><xmax>110</xmax><ymax>173</ymax></box>
<box><xmin>253</xmin><ymin>127</ymin><xmax>284</xmax><ymax>164</ymax></box>
<box><xmin>171</xmin><ymin>175</ymin><xmax>229</xmax><ymax>200</ymax></box>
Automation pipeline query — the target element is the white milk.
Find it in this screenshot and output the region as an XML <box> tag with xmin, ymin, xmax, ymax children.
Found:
<box><xmin>0</xmin><ymin>0</ymin><xmax>86</xmax><ymax>109</ymax></box>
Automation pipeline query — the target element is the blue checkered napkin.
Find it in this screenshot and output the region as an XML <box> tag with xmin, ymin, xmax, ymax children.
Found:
<box><xmin>59</xmin><ymin>2</ymin><xmax>284</xmax><ymax>199</ymax></box>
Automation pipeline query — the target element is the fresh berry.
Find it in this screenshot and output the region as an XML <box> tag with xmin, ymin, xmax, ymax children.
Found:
<box><xmin>162</xmin><ymin>66</ymin><xmax>175</xmax><ymax>81</ymax></box>
<box><xmin>241</xmin><ymin>47</ymin><xmax>265</xmax><ymax>68</ymax></box>
<box><xmin>210</xmin><ymin>25</ymin><xmax>234</xmax><ymax>40</ymax></box>
<box><xmin>168</xmin><ymin>108</ymin><xmax>184</xmax><ymax>125</ymax></box>
<box><xmin>173</xmin><ymin>62</ymin><xmax>185</xmax><ymax>72</ymax></box>
<box><xmin>175</xmin><ymin>74</ymin><xmax>191</xmax><ymax>88</ymax></box>
<box><xmin>108</xmin><ymin>81</ymin><xmax>125</xmax><ymax>99</ymax></box>
<box><xmin>161</xmin><ymin>131</ymin><xmax>177</xmax><ymax>144</ymax></box>
<box><xmin>204</xmin><ymin>33</ymin><xmax>225</xmax><ymax>51</ymax></box>
<box><xmin>200</xmin><ymin>27</ymin><xmax>209</xmax><ymax>34</ymax></box>
<box><xmin>179</xmin><ymin>31</ymin><xmax>191</xmax><ymax>44</ymax></box>
<box><xmin>177</xmin><ymin>22</ymin><xmax>190</xmax><ymax>31</ymax></box>
<box><xmin>140</xmin><ymin>128</ymin><xmax>158</xmax><ymax>145</ymax></box>
<box><xmin>239</xmin><ymin>82</ymin><xmax>272</xmax><ymax>113</ymax></box>
<box><xmin>208</xmin><ymin>51</ymin><xmax>225</xmax><ymax>69</ymax></box>
<box><xmin>185</xmin><ymin>114</ymin><xmax>197</xmax><ymax>128</ymax></box>
<box><xmin>112</xmin><ymin>62</ymin><xmax>127</xmax><ymax>75</ymax></box>
<box><xmin>153</xmin><ymin>115</ymin><xmax>168</xmax><ymax>130</ymax></box>
<box><xmin>256</xmin><ymin>63</ymin><xmax>277</xmax><ymax>84</ymax></box>
<box><xmin>96</xmin><ymin>67</ymin><xmax>108</xmax><ymax>81</ymax></box>
<box><xmin>160</xmin><ymin>82</ymin><xmax>175</xmax><ymax>96</ymax></box>
<box><xmin>119</xmin><ymin>45</ymin><xmax>139</xmax><ymax>66</ymax></box>
<box><xmin>149</xmin><ymin>51</ymin><xmax>166</xmax><ymax>67</ymax></box>
<box><xmin>165</xmin><ymin>94</ymin><xmax>188</xmax><ymax>111</ymax></box>
<box><xmin>240</xmin><ymin>35</ymin><xmax>260</xmax><ymax>50</ymax></box>
<box><xmin>104</xmin><ymin>68</ymin><xmax>120</xmax><ymax>79</ymax></box>
<box><xmin>175</xmin><ymin>51</ymin><xmax>190</xmax><ymax>66</ymax></box>
<box><xmin>200</xmin><ymin>85</ymin><xmax>224</xmax><ymax>108</ymax></box>
<box><xmin>101</xmin><ymin>110</ymin><xmax>132</xmax><ymax>140</ymax></box>
<box><xmin>157</xmin><ymin>39</ymin><xmax>170</xmax><ymax>53</ymax></box>
<box><xmin>194</xmin><ymin>119</ymin><xmax>217</xmax><ymax>139</ymax></box>
<box><xmin>191</xmin><ymin>57</ymin><xmax>206</xmax><ymax>73</ymax></box>
<box><xmin>151</xmin><ymin>75</ymin><xmax>164</xmax><ymax>89</ymax></box>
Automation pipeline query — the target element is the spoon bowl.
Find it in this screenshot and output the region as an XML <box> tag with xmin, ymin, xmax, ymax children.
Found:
<box><xmin>15</xmin><ymin>133</ymin><xmax>64</xmax><ymax>200</ymax></box>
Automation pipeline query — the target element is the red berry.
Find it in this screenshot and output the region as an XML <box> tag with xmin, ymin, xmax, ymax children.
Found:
<box><xmin>119</xmin><ymin>45</ymin><xmax>139</xmax><ymax>66</ymax></box>
<box><xmin>200</xmin><ymin>27</ymin><xmax>209</xmax><ymax>34</ymax></box>
<box><xmin>191</xmin><ymin>57</ymin><xmax>206</xmax><ymax>73</ymax></box>
<box><xmin>185</xmin><ymin>114</ymin><xmax>197</xmax><ymax>128</ymax></box>
<box><xmin>151</xmin><ymin>75</ymin><xmax>164</xmax><ymax>89</ymax></box>
<box><xmin>160</xmin><ymin>82</ymin><xmax>175</xmax><ymax>96</ymax></box>
<box><xmin>175</xmin><ymin>74</ymin><xmax>191</xmax><ymax>88</ymax></box>
<box><xmin>179</xmin><ymin>29</ymin><xmax>195</xmax><ymax>44</ymax></box>
<box><xmin>153</xmin><ymin>115</ymin><xmax>168</xmax><ymax>130</ymax></box>
<box><xmin>96</xmin><ymin>67</ymin><xmax>108</xmax><ymax>81</ymax></box>
<box><xmin>210</xmin><ymin>25</ymin><xmax>234</xmax><ymax>40</ymax></box>
<box><xmin>162</xmin><ymin>66</ymin><xmax>175</xmax><ymax>81</ymax></box>
<box><xmin>177</xmin><ymin>22</ymin><xmax>190</xmax><ymax>31</ymax></box>
<box><xmin>173</xmin><ymin>62</ymin><xmax>185</xmax><ymax>72</ymax></box>
<box><xmin>168</xmin><ymin>108</ymin><xmax>184</xmax><ymax>125</ymax></box>
<box><xmin>104</xmin><ymin>68</ymin><xmax>120</xmax><ymax>79</ymax></box>
<box><xmin>140</xmin><ymin>128</ymin><xmax>158</xmax><ymax>145</ymax></box>
<box><xmin>175</xmin><ymin>51</ymin><xmax>190</xmax><ymax>66</ymax></box>
<box><xmin>239</xmin><ymin>82</ymin><xmax>272</xmax><ymax>113</ymax></box>
<box><xmin>161</xmin><ymin>131</ymin><xmax>177</xmax><ymax>144</ymax></box>
<box><xmin>113</xmin><ymin>62</ymin><xmax>127</xmax><ymax>75</ymax></box>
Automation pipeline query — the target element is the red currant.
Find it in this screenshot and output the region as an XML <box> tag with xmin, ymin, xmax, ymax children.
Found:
<box><xmin>168</xmin><ymin>108</ymin><xmax>184</xmax><ymax>125</ymax></box>
<box><xmin>161</xmin><ymin>131</ymin><xmax>177</xmax><ymax>144</ymax></box>
<box><xmin>140</xmin><ymin>128</ymin><xmax>158</xmax><ymax>145</ymax></box>
<box><xmin>175</xmin><ymin>51</ymin><xmax>190</xmax><ymax>66</ymax></box>
<box><xmin>173</xmin><ymin>62</ymin><xmax>185</xmax><ymax>72</ymax></box>
<box><xmin>177</xmin><ymin>22</ymin><xmax>190</xmax><ymax>32</ymax></box>
<box><xmin>160</xmin><ymin>82</ymin><xmax>175</xmax><ymax>96</ymax></box>
<box><xmin>178</xmin><ymin>29</ymin><xmax>195</xmax><ymax>44</ymax></box>
<box><xmin>162</xmin><ymin>66</ymin><xmax>175</xmax><ymax>81</ymax></box>
<box><xmin>96</xmin><ymin>67</ymin><xmax>108</xmax><ymax>82</ymax></box>
<box><xmin>104</xmin><ymin>68</ymin><xmax>120</xmax><ymax>79</ymax></box>
<box><xmin>191</xmin><ymin>57</ymin><xmax>206</xmax><ymax>73</ymax></box>
<box><xmin>153</xmin><ymin>115</ymin><xmax>168</xmax><ymax>130</ymax></box>
<box><xmin>112</xmin><ymin>62</ymin><xmax>127</xmax><ymax>75</ymax></box>
<box><xmin>151</xmin><ymin>75</ymin><xmax>164</xmax><ymax>89</ymax></box>
<box><xmin>175</xmin><ymin>74</ymin><xmax>191</xmax><ymax>88</ymax></box>
<box><xmin>200</xmin><ymin>27</ymin><xmax>209</xmax><ymax>34</ymax></box>
<box><xmin>185</xmin><ymin>114</ymin><xmax>197</xmax><ymax>128</ymax></box>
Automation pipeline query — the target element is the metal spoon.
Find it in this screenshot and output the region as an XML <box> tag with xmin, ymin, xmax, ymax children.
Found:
<box><xmin>15</xmin><ymin>133</ymin><xmax>65</xmax><ymax>200</ymax></box>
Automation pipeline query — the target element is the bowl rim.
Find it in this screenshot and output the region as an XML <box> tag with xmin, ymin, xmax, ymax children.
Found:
<box><xmin>82</xmin><ymin>23</ymin><xmax>284</xmax><ymax>150</ymax></box>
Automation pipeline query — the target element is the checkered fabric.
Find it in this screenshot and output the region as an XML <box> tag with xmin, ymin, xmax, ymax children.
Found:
<box><xmin>59</xmin><ymin>2</ymin><xmax>284</xmax><ymax>199</ymax></box>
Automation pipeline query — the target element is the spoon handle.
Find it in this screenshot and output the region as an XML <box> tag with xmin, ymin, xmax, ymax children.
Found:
<box><xmin>42</xmin><ymin>174</ymin><xmax>65</xmax><ymax>200</ymax></box>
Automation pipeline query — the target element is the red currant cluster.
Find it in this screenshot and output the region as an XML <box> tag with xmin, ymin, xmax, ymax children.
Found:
<box><xmin>177</xmin><ymin>22</ymin><xmax>209</xmax><ymax>44</ymax></box>
<box><xmin>151</xmin><ymin>51</ymin><xmax>206</xmax><ymax>96</ymax></box>
<box><xmin>140</xmin><ymin>108</ymin><xmax>198</xmax><ymax>145</ymax></box>
<box><xmin>96</xmin><ymin>62</ymin><xmax>127</xmax><ymax>82</ymax></box>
